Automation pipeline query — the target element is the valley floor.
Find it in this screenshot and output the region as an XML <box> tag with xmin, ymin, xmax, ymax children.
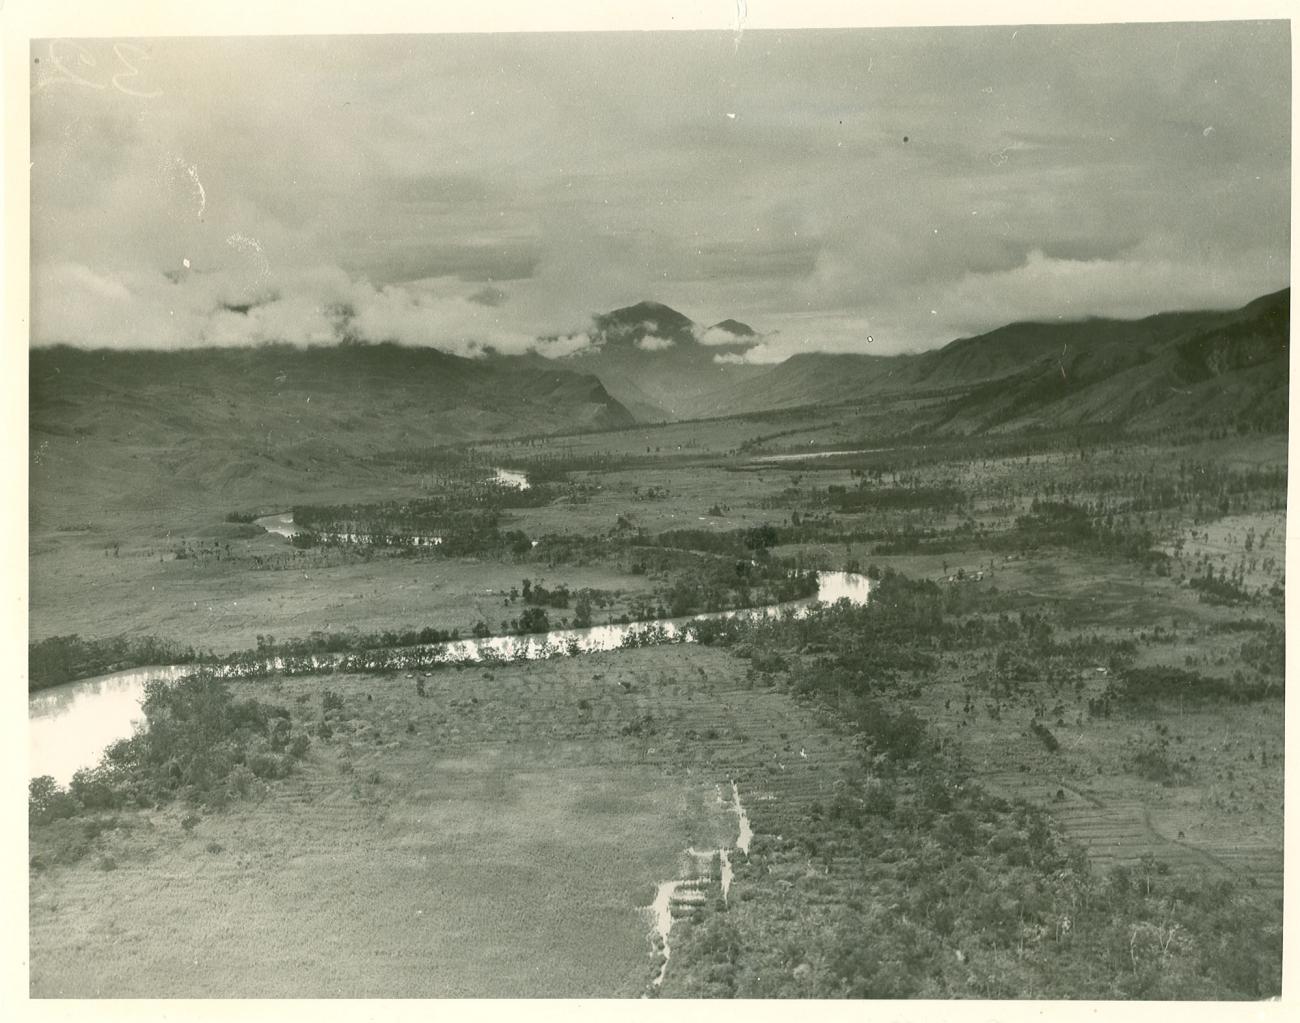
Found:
<box><xmin>28</xmin><ymin>420</ymin><xmax>1287</xmax><ymax>999</ymax></box>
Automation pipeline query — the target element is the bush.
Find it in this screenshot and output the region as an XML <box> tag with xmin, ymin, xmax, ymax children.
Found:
<box><xmin>29</xmin><ymin>775</ymin><xmax>80</xmax><ymax>825</ymax></box>
<box><xmin>518</xmin><ymin>606</ymin><xmax>551</xmax><ymax>633</ymax></box>
<box><xmin>227</xmin><ymin>764</ymin><xmax>257</xmax><ymax>798</ymax></box>
<box><xmin>268</xmin><ymin>717</ymin><xmax>293</xmax><ymax>752</ymax></box>
<box><xmin>1031</xmin><ymin>721</ymin><xmax>1060</xmax><ymax>752</ymax></box>
<box><xmin>1128</xmin><ymin>733</ymin><xmax>1188</xmax><ymax>785</ymax></box>
<box><xmin>30</xmin><ymin>670</ymin><xmax>303</xmax><ymax>827</ymax></box>
<box><xmin>246</xmin><ymin>751</ymin><xmax>290</xmax><ymax>780</ymax></box>
<box><xmin>34</xmin><ymin>818</ymin><xmax>93</xmax><ymax>865</ymax></box>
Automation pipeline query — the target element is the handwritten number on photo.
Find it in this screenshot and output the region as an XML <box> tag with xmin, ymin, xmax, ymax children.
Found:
<box><xmin>39</xmin><ymin>40</ymin><xmax>161</xmax><ymax>98</ymax></box>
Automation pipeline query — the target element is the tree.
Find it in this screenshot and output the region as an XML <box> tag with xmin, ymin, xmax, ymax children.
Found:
<box><xmin>518</xmin><ymin>607</ymin><xmax>550</xmax><ymax>633</ymax></box>
<box><xmin>29</xmin><ymin>775</ymin><xmax>78</xmax><ymax>824</ymax></box>
<box><xmin>573</xmin><ymin>596</ymin><xmax>593</xmax><ymax>629</ymax></box>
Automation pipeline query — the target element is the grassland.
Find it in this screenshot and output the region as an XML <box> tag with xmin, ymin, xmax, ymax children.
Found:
<box><xmin>28</xmin><ymin>395</ymin><xmax>1286</xmax><ymax>998</ymax></box>
<box><xmin>29</xmin><ymin>646</ymin><xmax>845</xmax><ymax>997</ymax></box>
<box><xmin>29</xmin><ymin>529</ymin><xmax>659</xmax><ymax>654</ymax></box>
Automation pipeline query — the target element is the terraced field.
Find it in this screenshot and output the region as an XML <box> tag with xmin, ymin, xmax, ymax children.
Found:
<box><xmin>913</xmin><ymin>648</ymin><xmax>1285</xmax><ymax>896</ymax></box>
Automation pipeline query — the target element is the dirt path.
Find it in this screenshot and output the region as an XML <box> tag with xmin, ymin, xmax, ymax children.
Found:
<box><xmin>643</xmin><ymin>779</ymin><xmax>754</xmax><ymax>992</ymax></box>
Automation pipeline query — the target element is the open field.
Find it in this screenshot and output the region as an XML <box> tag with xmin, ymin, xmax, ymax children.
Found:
<box><xmin>30</xmin><ymin>531</ymin><xmax>658</xmax><ymax>653</ymax></box>
<box><xmin>29</xmin><ymin>646</ymin><xmax>852</xmax><ymax>997</ymax></box>
<box><xmin>29</xmin><ymin>406</ymin><xmax>1287</xmax><ymax>999</ymax></box>
<box><xmin>25</xmin><ymin>23</ymin><xmax>1290</xmax><ymax>1004</ymax></box>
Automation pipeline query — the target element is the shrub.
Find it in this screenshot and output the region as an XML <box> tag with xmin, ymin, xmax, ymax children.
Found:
<box><xmin>1128</xmin><ymin>733</ymin><xmax>1188</xmax><ymax>785</ymax></box>
<box><xmin>1031</xmin><ymin>721</ymin><xmax>1060</xmax><ymax>752</ymax></box>
<box><xmin>36</xmin><ymin>819</ymin><xmax>93</xmax><ymax>865</ymax></box>
<box><xmin>227</xmin><ymin>764</ymin><xmax>256</xmax><ymax>798</ymax></box>
<box><xmin>861</xmin><ymin>778</ymin><xmax>896</xmax><ymax>818</ymax></box>
<box><xmin>268</xmin><ymin>717</ymin><xmax>293</xmax><ymax>752</ymax></box>
<box><xmin>29</xmin><ymin>775</ymin><xmax>80</xmax><ymax>825</ymax></box>
<box><xmin>246</xmin><ymin>751</ymin><xmax>290</xmax><ymax>780</ymax></box>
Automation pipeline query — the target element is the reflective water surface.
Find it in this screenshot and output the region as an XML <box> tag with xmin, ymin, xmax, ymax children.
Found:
<box><xmin>29</xmin><ymin>572</ymin><xmax>870</xmax><ymax>783</ymax></box>
<box><xmin>29</xmin><ymin>666</ymin><xmax>189</xmax><ymax>785</ymax></box>
<box><xmin>252</xmin><ymin>469</ymin><xmax>526</xmax><ymax>545</ymax></box>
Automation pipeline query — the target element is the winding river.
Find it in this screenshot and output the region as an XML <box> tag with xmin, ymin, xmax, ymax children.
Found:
<box><xmin>28</xmin><ymin>571</ymin><xmax>871</xmax><ymax>785</ymax></box>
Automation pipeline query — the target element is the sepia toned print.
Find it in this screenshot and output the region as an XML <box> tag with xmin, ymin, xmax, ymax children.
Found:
<box><xmin>26</xmin><ymin>23</ymin><xmax>1286</xmax><ymax>998</ymax></box>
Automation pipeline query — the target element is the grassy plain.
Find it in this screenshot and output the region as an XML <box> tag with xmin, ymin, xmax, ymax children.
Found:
<box><xmin>29</xmin><ymin>531</ymin><xmax>658</xmax><ymax>654</ymax></box>
<box><xmin>29</xmin><ymin>646</ymin><xmax>848</xmax><ymax>997</ymax></box>
<box><xmin>28</xmin><ymin>398</ymin><xmax>1287</xmax><ymax>997</ymax></box>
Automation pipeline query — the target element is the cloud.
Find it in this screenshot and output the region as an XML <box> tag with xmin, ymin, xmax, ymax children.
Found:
<box><xmin>696</xmin><ymin>323</ymin><xmax>758</xmax><ymax>347</ymax></box>
<box><xmin>27</xmin><ymin>28</ymin><xmax>1290</xmax><ymax>357</ymax></box>
<box><xmin>30</xmin><ymin>260</ymin><xmax>542</xmax><ymax>355</ymax></box>
<box><xmin>634</xmin><ymin>334</ymin><xmax>675</xmax><ymax>351</ymax></box>
<box><xmin>531</xmin><ymin>332</ymin><xmax>596</xmax><ymax>359</ymax></box>
<box><xmin>713</xmin><ymin>344</ymin><xmax>785</xmax><ymax>366</ymax></box>
<box><xmin>468</xmin><ymin>285</ymin><xmax>509</xmax><ymax>307</ymax></box>
<box><xmin>930</xmin><ymin>247</ymin><xmax>1287</xmax><ymax>332</ymax></box>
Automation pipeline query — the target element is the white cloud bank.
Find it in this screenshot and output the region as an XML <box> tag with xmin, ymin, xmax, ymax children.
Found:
<box><xmin>31</xmin><ymin>260</ymin><xmax>548</xmax><ymax>356</ymax></box>
<box><xmin>695</xmin><ymin>323</ymin><xmax>755</xmax><ymax>346</ymax></box>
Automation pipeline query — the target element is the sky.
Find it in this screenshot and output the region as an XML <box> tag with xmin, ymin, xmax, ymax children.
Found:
<box><xmin>29</xmin><ymin>22</ymin><xmax>1291</xmax><ymax>361</ymax></box>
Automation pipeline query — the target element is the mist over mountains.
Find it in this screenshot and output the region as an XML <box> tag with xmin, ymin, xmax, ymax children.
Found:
<box><xmin>528</xmin><ymin>289</ymin><xmax>1289</xmax><ymax>430</ymax></box>
<box><xmin>30</xmin><ymin>287</ymin><xmax>1288</xmax><ymax>526</ymax></box>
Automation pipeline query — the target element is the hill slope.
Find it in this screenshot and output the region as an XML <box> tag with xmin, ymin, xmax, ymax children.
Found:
<box><xmin>930</xmin><ymin>289</ymin><xmax>1289</xmax><ymax>434</ymax></box>
<box><xmin>29</xmin><ymin>342</ymin><xmax>633</xmax><ymax>524</ymax></box>
<box><xmin>689</xmin><ymin>290</ymin><xmax>1289</xmax><ymax>434</ymax></box>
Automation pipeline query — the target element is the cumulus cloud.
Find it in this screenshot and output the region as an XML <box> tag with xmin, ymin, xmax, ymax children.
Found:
<box><xmin>26</xmin><ymin>29</ymin><xmax>1290</xmax><ymax>358</ymax></box>
<box><xmin>530</xmin><ymin>332</ymin><xmax>596</xmax><ymax>359</ymax></box>
<box><xmin>713</xmin><ymin>344</ymin><xmax>786</xmax><ymax>366</ymax></box>
<box><xmin>30</xmin><ymin>259</ymin><xmax>542</xmax><ymax>356</ymax></box>
<box><xmin>634</xmin><ymin>334</ymin><xmax>676</xmax><ymax>352</ymax></box>
<box><xmin>695</xmin><ymin>323</ymin><xmax>758</xmax><ymax>347</ymax></box>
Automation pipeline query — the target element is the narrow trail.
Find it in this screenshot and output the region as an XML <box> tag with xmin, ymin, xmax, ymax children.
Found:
<box><xmin>644</xmin><ymin>780</ymin><xmax>754</xmax><ymax>993</ymax></box>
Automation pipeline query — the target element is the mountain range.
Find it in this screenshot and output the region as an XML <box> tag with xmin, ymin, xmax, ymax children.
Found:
<box><xmin>562</xmin><ymin>289</ymin><xmax>1288</xmax><ymax>434</ymax></box>
<box><xmin>29</xmin><ymin>288</ymin><xmax>1288</xmax><ymax>525</ymax></box>
<box><xmin>701</xmin><ymin>288</ymin><xmax>1289</xmax><ymax>434</ymax></box>
<box><xmin>28</xmin><ymin>342</ymin><xmax>632</xmax><ymax>524</ymax></box>
<box><xmin>529</xmin><ymin>300</ymin><xmax>767</xmax><ymax>421</ymax></box>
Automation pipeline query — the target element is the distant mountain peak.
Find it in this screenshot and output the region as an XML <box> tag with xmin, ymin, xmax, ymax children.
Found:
<box><xmin>629</xmin><ymin>299</ymin><xmax>679</xmax><ymax>314</ymax></box>
<box><xmin>596</xmin><ymin>300</ymin><xmax>694</xmax><ymax>334</ymax></box>
<box><xmin>708</xmin><ymin>318</ymin><xmax>757</xmax><ymax>338</ymax></box>
<box><xmin>589</xmin><ymin>303</ymin><xmax>764</xmax><ymax>356</ymax></box>
<box><xmin>591</xmin><ymin>301</ymin><xmax>698</xmax><ymax>354</ymax></box>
